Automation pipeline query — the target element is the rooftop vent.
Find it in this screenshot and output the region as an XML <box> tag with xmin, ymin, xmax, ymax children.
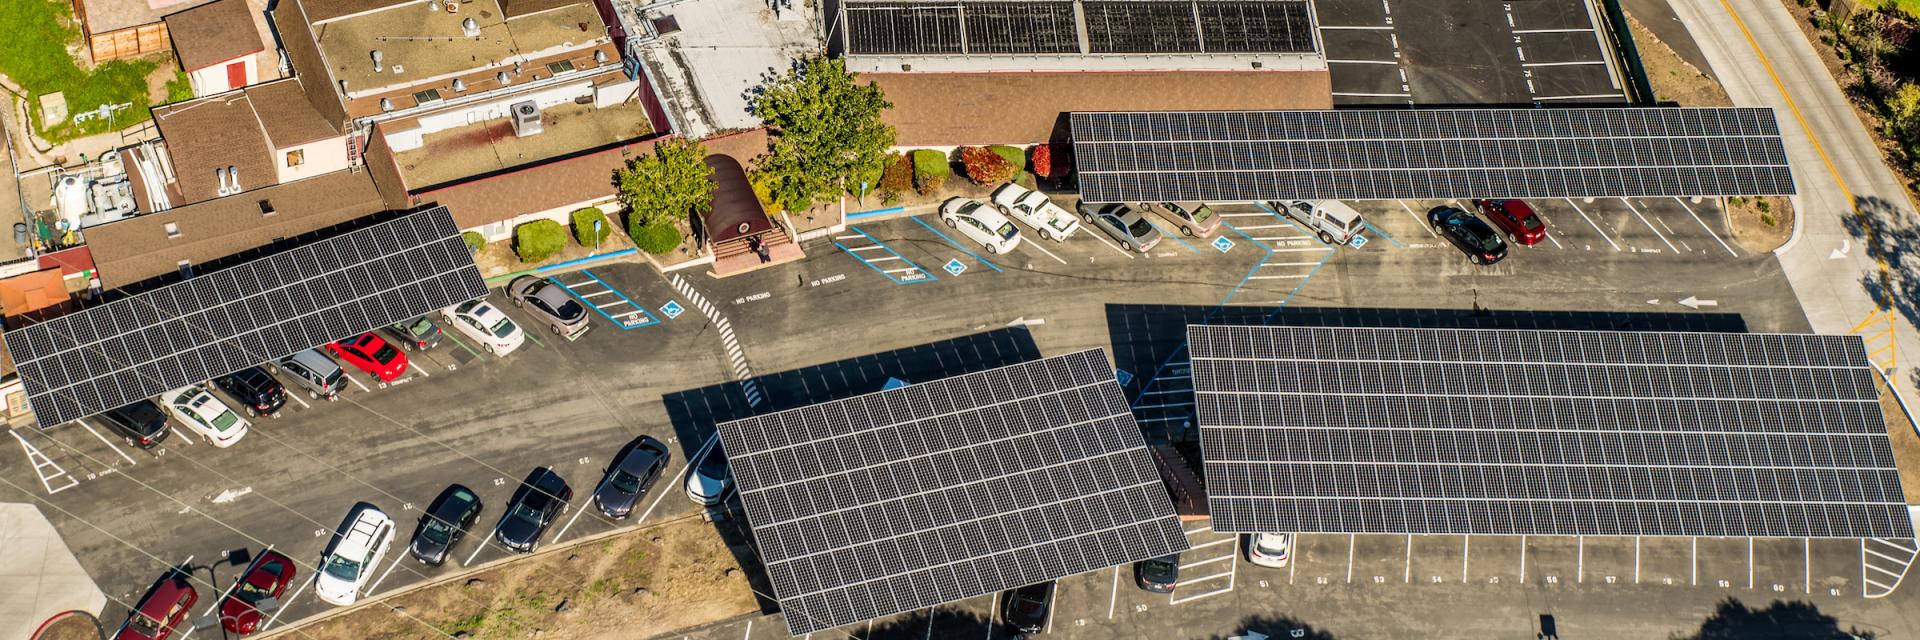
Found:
<box><xmin>164</xmin><ymin>223</ymin><xmax>181</xmax><ymax>238</ymax></box>
<box><xmin>594</xmin><ymin>49</ymin><xmax>607</xmax><ymax>64</ymax></box>
<box><xmin>452</xmin><ymin>78</ymin><xmax>467</xmax><ymax>92</ymax></box>
<box><xmin>371</xmin><ymin>49</ymin><xmax>384</xmax><ymax>72</ymax></box>
<box><xmin>380</xmin><ymin>97</ymin><xmax>393</xmax><ymax>112</ymax></box>
<box><xmin>510</xmin><ymin>100</ymin><xmax>542</xmax><ymax>137</ymax></box>
<box><xmin>496</xmin><ymin>71</ymin><xmax>510</xmax><ymax>85</ymax></box>
<box><xmin>462</xmin><ymin>17</ymin><xmax>479</xmax><ymax>37</ymax></box>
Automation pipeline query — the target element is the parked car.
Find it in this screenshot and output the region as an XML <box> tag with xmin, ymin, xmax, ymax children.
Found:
<box><xmin>274</xmin><ymin>349</ymin><xmax>347</xmax><ymax>400</ymax></box>
<box><xmin>443</xmin><ymin>299</ymin><xmax>525</xmax><ymax>356</ymax></box>
<box><xmin>327</xmin><ymin>332</ymin><xmax>409</xmax><ymax>382</ymax></box>
<box><xmin>213</xmin><ymin>366</ymin><xmax>287</xmax><ymax>418</ymax></box>
<box><xmin>497</xmin><ymin>467</ymin><xmax>572</xmax><ymax>553</ymax></box>
<box><xmin>1274</xmin><ymin>199</ymin><xmax>1367</xmax><ymax>246</ymax></box>
<box><xmin>507</xmin><ymin>275</ymin><xmax>591</xmax><ymax>339</ymax></box>
<box><xmin>595</xmin><ymin>436</ymin><xmax>670</xmax><ymax>519</ymax></box>
<box><xmin>217</xmin><ymin>549</ymin><xmax>297</xmax><ymax>635</ymax></box>
<box><xmin>162</xmin><ymin>384</ymin><xmax>249</xmax><ymax>447</ymax></box>
<box><xmin>1000</xmin><ymin>580</ymin><xmax>1055</xmax><ymax>635</ymax></box>
<box><xmin>939</xmin><ymin>198</ymin><xmax>1023</xmax><ymax>254</ymax></box>
<box><xmin>685</xmin><ymin>441</ymin><xmax>733</xmax><ymax>506</ymax></box>
<box><xmin>1245</xmin><ymin>532</ymin><xmax>1291</xmax><ymax>568</ymax></box>
<box><xmin>1140</xmin><ymin>202</ymin><xmax>1221</xmax><ymax>238</ymax></box>
<box><xmin>409</xmin><ymin>484</ymin><xmax>483</xmax><ymax>566</ymax></box>
<box><xmin>98</xmin><ymin>400</ymin><xmax>170</xmax><ymax>449</ymax></box>
<box><xmin>112</xmin><ymin>567</ymin><xmax>196</xmax><ymax>640</ymax></box>
<box><xmin>1473</xmin><ymin>198</ymin><xmax>1548</xmax><ymax>246</ymax></box>
<box><xmin>383</xmin><ymin>316</ymin><xmax>444</xmax><ymax>351</ymax></box>
<box><xmin>316</xmin><ymin>504</ymin><xmax>395</xmax><ymax>606</ymax></box>
<box><xmin>1429</xmin><ymin>206</ymin><xmax>1509</xmax><ymax>264</ymax></box>
<box><xmin>1135</xmin><ymin>554</ymin><xmax>1179</xmax><ymax>593</ymax></box>
<box><xmin>990</xmin><ymin>183</ymin><xmax>1080</xmax><ymax>242</ymax></box>
<box><xmin>1076</xmin><ymin>202</ymin><xmax>1162</xmax><ymax>253</ymax></box>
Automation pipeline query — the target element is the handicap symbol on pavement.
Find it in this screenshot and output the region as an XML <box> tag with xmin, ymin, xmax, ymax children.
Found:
<box><xmin>661</xmin><ymin>300</ymin><xmax>685</xmax><ymax>319</ymax></box>
<box><xmin>944</xmin><ymin>259</ymin><xmax>968</xmax><ymax>276</ymax></box>
<box><xmin>1211</xmin><ymin>236</ymin><xmax>1235</xmax><ymax>253</ymax></box>
<box><xmin>1349</xmin><ymin>234</ymin><xmax>1368</xmax><ymax>249</ymax></box>
<box><xmin>1114</xmin><ymin>368</ymin><xmax>1133</xmax><ymax>386</ymax></box>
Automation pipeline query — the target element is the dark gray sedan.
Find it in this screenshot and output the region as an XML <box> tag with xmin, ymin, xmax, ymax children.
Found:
<box><xmin>594</xmin><ymin>436</ymin><xmax>670</xmax><ymax>519</ymax></box>
<box><xmin>409</xmin><ymin>484</ymin><xmax>481</xmax><ymax>566</ymax></box>
<box><xmin>506</xmin><ymin>275</ymin><xmax>590</xmax><ymax>339</ymax></box>
<box><xmin>495</xmin><ymin>468</ymin><xmax>571</xmax><ymax>553</ymax></box>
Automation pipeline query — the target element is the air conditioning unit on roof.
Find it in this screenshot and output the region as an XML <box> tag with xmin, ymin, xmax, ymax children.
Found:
<box><xmin>510</xmin><ymin>100</ymin><xmax>542</xmax><ymax>137</ymax></box>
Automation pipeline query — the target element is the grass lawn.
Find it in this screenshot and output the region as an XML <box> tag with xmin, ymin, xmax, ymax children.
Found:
<box><xmin>1863</xmin><ymin>0</ymin><xmax>1920</xmax><ymax>18</ymax></box>
<box><xmin>0</xmin><ymin>0</ymin><xmax>159</xmax><ymax>142</ymax></box>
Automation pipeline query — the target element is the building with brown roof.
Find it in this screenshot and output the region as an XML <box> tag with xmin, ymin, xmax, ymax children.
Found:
<box><xmin>164</xmin><ymin>0</ymin><xmax>265</xmax><ymax>95</ymax></box>
<box><xmin>146</xmin><ymin>77</ymin><xmax>350</xmax><ymax>206</ymax></box>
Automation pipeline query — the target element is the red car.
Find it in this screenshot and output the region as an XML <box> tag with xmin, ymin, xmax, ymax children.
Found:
<box><xmin>113</xmin><ymin>568</ymin><xmax>196</xmax><ymax>640</ymax></box>
<box><xmin>219</xmin><ymin>550</ymin><xmax>297</xmax><ymax>634</ymax></box>
<box><xmin>1474</xmin><ymin>199</ymin><xmax>1548</xmax><ymax>246</ymax></box>
<box><xmin>327</xmin><ymin>332</ymin><xmax>409</xmax><ymax>382</ymax></box>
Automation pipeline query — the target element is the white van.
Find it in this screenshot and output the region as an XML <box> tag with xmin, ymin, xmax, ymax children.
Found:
<box><xmin>316</xmin><ymin>505</ymin><xmax>395</xmax><ymax>606</ymax></box>
<box><xmin>1273</xmin><ymin>200</ymin><xmax>1367</xmax><ymax>247</ymax></box>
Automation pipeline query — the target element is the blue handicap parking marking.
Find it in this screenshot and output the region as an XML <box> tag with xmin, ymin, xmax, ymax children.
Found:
<box><xmin>944</xmin><ymin>259</ymin><xmax>968</xmax><ymax>276</ymax></box>
<box><xmin>661</xmin><ymin>300</ymin><xmax>684</xmax><ymax>319</ymax></box>
<box><xmin>1114</xmin><ymin>368</ymin><xmax>1134</xmax><ymax>386</ymax></box>
<box><xmin>1349</xmin><ymin>234</ymin><xmax>1368</xmax><ymax>249</ymax></box>
<box><xmin>1212</xmin><ymin>235</ymin><xmax>1235</xmax><ymax>253</ymax></box>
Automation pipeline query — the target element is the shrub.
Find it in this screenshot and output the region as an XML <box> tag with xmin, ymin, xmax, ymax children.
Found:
<box><xmin>631</xmin><ymin>221</ymin><xmax>682</xmax><ymax>255</ymax></box>
<box><xmin>911</xmin><ymin>149</ymin><xmax>949</xmax><ymax>195</ymax></box>
<box><xmin>960</xmin><ymin>146</ymin><xmax>1016</xmax><ymax>185</ymax></box>
<box><xmin>879</xmin><ymin>152</ymin><xmax>913</xmax><ymax>199</ymax></box>
<box><xmin>570</xmin><ymin>207</ymin><xmax>612</xmax><ymax>246</ymax></box>
<box><xmin>988</xmin><ymin>145</ymin><xmax>1025</xmax><ymax>172</ymax></box>
<box><xmin>1031</xmin><ymin>143</ymin><xmax>1073</xmax><ymax>180</ymax></box>
<box><xmin>461</xmin><ymin>231</ymin><xmax>485</xmax><ymax>254</ymax></box>
<box><xmin>513</xmin><ymin>219</ymin><xmax>568</xmax><ymax>263</ymax></box>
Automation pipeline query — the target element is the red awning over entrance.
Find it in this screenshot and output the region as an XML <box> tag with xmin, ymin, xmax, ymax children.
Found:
<box><xmin>702</xmin><ymin>155</ymin><xmax>775</xmax><ymax>245</ymax></box>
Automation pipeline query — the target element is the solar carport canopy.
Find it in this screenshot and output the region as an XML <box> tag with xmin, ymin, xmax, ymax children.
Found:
<box><xmin>3</xmin><ymin>207</ymin><xmax>487</xmax><ymax>426</ymax></box>
<box><xmin>1071</xmin><ymin>107</ymin><xmax>1797</xmax><ymax>202</ymax></box>
<box><xmin>1190</xmin><ymin>325</ymin><xmax>1914</xmax><ymax>539</ymax></box>
<box><xmin>717</xmin><ymin>350</ymin><xmax>1189</xmax><ymax>635</ymax></box>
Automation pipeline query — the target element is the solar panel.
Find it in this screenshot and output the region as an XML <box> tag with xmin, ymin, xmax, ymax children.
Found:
<box><xmin>845</xmin><ymin>0</ymin><xmax>1312</xmax><ymax>57</ymax></box>
<box><xmin>4</xmin><ymin>207</ymin><xmax>487</xmax><ymax>426</ymax></box>
<box><xmin>1189</xmin><ymin>325</ymin><xmax>1914</xmax><ymax>539</ymax></box>
<box><xmin>718</xmin><ymin>350</ymin><xmax>1189</xmax><ymax>635</ymax></box>
<box><xmin>1071</xmin><ymin>108</ymin><xmax>1798</xmax><ymax>202</ymax></box>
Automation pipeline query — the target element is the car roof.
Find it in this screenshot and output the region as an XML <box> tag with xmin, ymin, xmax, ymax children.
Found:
<box><xmin>468</xmin><ymin>303</ymin><xmax>503</xmax><ymax>320</ymax></box>
<box><xmin>531</xmin><ymin>281</ymin><xmax>573</xmax><ymax>307</ymax></box>
<box><xmin>136</xmin><ymin>572</ymin><xmax>194</xmax><ymax>615</ymax></box>
<box><xmin>429</xmin><ymin>484</ymin><xmax>478</xmax><ymax>515</ymax></box>
<box><xmin>284</xmin><ymin>349</ymin><xmax>339</xmax><ymax>372</ymax></box>
<box><xmin>1498</xmin><ymin>199</ymin><xmax>1537</xmax><ymax>216</ymax></box>
<box><xmin>336</xmin><ymin>509</ymin><xmax>393</xmax><ymax>557</ymax></box>
<box><xmin>108</xmin><ymin>399</ymin><xmax>164</xmax><ymax>420</ymax></box>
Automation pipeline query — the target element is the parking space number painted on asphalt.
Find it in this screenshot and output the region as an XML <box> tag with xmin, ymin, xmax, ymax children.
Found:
<box><xmin>944</xmin><ymin>259</ymin><xmax>967</xmax><ymax>276</ymax></box>
<box><xmin>1212</xmin><ymin>236</ymin><xmax>1235</xmax><ymax>253</ymax></box>
<box><xmin>661</xmin><ymin>300</ymin><xmax>684</xmax><ymax>319</ymax></box>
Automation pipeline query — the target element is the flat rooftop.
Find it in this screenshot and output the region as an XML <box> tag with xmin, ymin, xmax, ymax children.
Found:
<box><xmin>390</xmin><ymin>99</ymin><xmax>652</xmax><ymax>189</ymax></box>
<box><xmin>314</xmin><ymin>0</ymin><xmax>608</xmax><ymax>98</ymax></box>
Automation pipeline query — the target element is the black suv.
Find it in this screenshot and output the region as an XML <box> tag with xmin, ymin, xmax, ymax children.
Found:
<box><xmin>99</xmin><ymin>400</ymin><xmax>170</xmax><ymax>449</ymax></box>
<box><xmin>1429</xmin><ymin>206</ymin><xmax>1509</xmax><ymax>265</ymax></box>
<box><xmin>496</xmin><ymin>468</ymin><xmax>571</xmax><ymax>553</ymax></box>
<box><xmin>1000</xmin><ymin>581</ymin><xmax>1054</xmax><ymax>635</ymax></box>
<box><xmin>214</xmin><ymin>366</ymin><xmax>288</xmax><ymax>418</ymax></box>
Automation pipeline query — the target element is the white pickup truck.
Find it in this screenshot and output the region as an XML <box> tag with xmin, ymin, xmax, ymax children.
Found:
<box><xmin>990</xmin><ymin>183</ymin><xmax>1080</xmax><ymax>242</ymax></box>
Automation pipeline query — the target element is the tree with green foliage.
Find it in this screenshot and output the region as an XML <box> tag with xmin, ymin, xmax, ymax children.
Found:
<box><xmin>513</xmin><ymin>220</ymin><xmax>568</xmax><ymax>263</ymax></box>
<box><xmin>1890</xmin><ymin>83</ymin><xmax>1920</xmax><ymax>157</ymax></box>
<box><xmin>911</xmin><ymin>149</ymin><xmax>949</xmax><ymax>195</ymax></box>
<box><xmin>570</xmin><ymin>207</ymin><xmax>612</xmax><ymax>246</ymax></box>
<box><xmin>617</xmin><ymin>137</ymin><xmax>714</xmax><ymax>237</ymax></box>
<box><xmin>750</xmin><ymin>57</ymin><xmax>896</xmax><ymax>212</ymax></box>
<box><xmin>461</xmin><ymin>231</ymin><xmax>485</xmax><ymax>254</ymax></box>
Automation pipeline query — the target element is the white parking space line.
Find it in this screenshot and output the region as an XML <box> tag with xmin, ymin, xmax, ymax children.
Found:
<box><xmin>170</xmin><ymin>426</ymin><xmax>194</xmax><ymax>445</ymax></box>
<box><xmin>348</xmin><ymin>374</ymin><xmax>372</xmax><ymax>393</ymax></box>
<box><xmin>1543</xmin><ymin>229</ymin><xmax>1565</xmax><ymax>249</ymax></box>
<box><xmin>287</xmin><ymin>390</ymin><xmax>310</xmax><ymax>409</ymax></box>
<box><xmin>1218</xmin><ymin>212</ymin><xmax>1271</xmax><ymax>218</ymax></box>
<box><xmin>867</xmin><ymin>255</ymin><xmax>902</xmax><ymax>263</ymax></box>
<box><xmin>1346</xmin><ymin>534</ymin><xmax>1356</xmax><ymax>583</ymax></box>
<box><xmin>77</xmin><ymin>419</ymin><xmax>137</xmax><ymax>465</ymax></box>
<box><xmin>1394</xmin><ymin>200</ymin><xmax>1438</xmax><ymax>237</ymax></box>
<box><xmin>1635</xmin><ymin>537</ymin><xmax>1641</xmax><ymax>583</ymax></box>
<box><xmin>1748</xmin><ymin>537</ymin><xmax>1755</xmax><ymax>590</ymax></box>
<box><xmin>462</xmin><ymin>532</ymin><xmax>494</xmax><ymax>567</ymax></box>
<box><xmin>1319</xmin><ymin>24</ymin><xmax>1393</xmax><ymax>29</ymax></box>
<box><xmin>1327</xmin><ymin>59</ymin><xmax>1400</xmax><ymax>65</ymax></box>
<box><xmin>1672</xmin><ymin>197</ymin><xmax>1739</xmax><ymax>256</ymax></box>
<box><xmin>1512</xmin><ymin>27</ymin><xmax>1597</xmax><ymax>33</ymax></box>
<box><xmin>1577</xmin><ymin>535</ymin><xmax>1585</xmax><ymax>583</ymax></box>
<box><xmin>1805</xmin><ymin>538</ymin><xmax>1811</xmax><ymax>594</ymax></box>
<box><xmin>1520</xmin><ymin>535</ymin><xmax>1528</xmax><ymax>582</ymax></box>
<box><xmin>411</xmin><ymin>365</ymin><xmax>430</xmax><ymax>378</ymax></box>
<box><xmin>1404</xmin><ymin>535</ymin><xmax>1413</xmax><ymax>583</ymax></box>
<box><xmin>1618</xmin><ymin>198</ymin><xmax>1678</xmax><ymax>252</ymax></box>
<box><xmin>1247</xmin><ymin>274</ymin><xmax>1311</xmax><ymax>280</ymax></box>
<box><xmin>1107</xmin><ymin>565</ymin><xmax>1119</xmax><ymax>619</ymax></box>
<box><xmin>260</xmin><ymin>576</ymin><xmax>312</xmax><ymax>631</ymax></box>
<box><xmin>1462</xmin><ymin>535</ymin><xmax>1470</xmax><ymax>583</ymax></box>
<box><xmin>1522</xmin><ymin>60</ymin><xmax>1607</xmax><ymax>67</ymax></box>
<box><xmin>553</xmin><ymin>494</ymin><xmax>595</xmax><ymax>544</ymax></box>
<box><xmin>1020</xmin><ymin>239</ymin><xmax>1068</xmax><ymax>265</ymax></box>
<box><xmin>1535</xmin><ymin>93</ymin><xmax>1626</xmax><ymax>101</ymax></box>
<box><xmin>364</xmin><ymin>551</ymin><xmax>404</xmax><ymax>597</ymax></box>
<box><xmin>985</xmin><ymin>593</ymin><xmax>997</xmax><ymax>640</ymax></box>
<box><xmin>1181</xmin><ymin>555</ymin><xmax>1233</xmax><ymax>570</ymax></box>
<box><xmin>1563</xmin><ymin>199</ymin><xmax>1623</xmax><ymax>251</ymax></box>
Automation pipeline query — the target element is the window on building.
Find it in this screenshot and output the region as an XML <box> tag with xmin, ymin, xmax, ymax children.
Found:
<box><xmin>413</xmin><ymin>89</ymin><xmax>443</xmax><ymax>105</ymax></box>
<box><xmin>546</xmin><ymin>60</ymin><xmax>575</xmax><ymax>75</ymax></box>
<box><xmin>285</xmin><ymin>149</ymin><xmax>304</xmax><ymax>167</ymax></box>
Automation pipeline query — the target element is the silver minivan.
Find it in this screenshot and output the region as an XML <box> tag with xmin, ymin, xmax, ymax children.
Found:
<box><xmin>275</xmin><ymin>349</ymin><xmax>348</xmax><ymax>400</ymax></box>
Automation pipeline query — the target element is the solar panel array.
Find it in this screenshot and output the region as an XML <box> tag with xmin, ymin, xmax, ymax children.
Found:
<box><xmin>1190</xmin><ymin>325</ymin><xmax>1914</xmax><ymax>539</ymax></box>
<box><xmin>4</xmin><ymin>207</ymin><xmax>487</xmax><ymax>426</ymax></box>
<box><xmin>1071</xmin><ymin>108</ymin><xmax>1797</xmax><ymax>202</ymax></box>
<box><xmin>717</xmin><ymin>350</ymin><xmax>1189</xmax><ymax>635</ymax></box>
<box><xmin>844</xmin><ymin>0</ymin><xmax>1314</xmax><ymax>56</ymax></box>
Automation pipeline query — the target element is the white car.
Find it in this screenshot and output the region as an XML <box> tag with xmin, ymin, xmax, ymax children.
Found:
<box><xmin>989</xmin><ymin>183</ymin><xmax>1079</xmax><ymax>242</ymax></box>
<box><xmin>162</xmin><ymin>384</ymin><xmax>249</xmax><ymax>447</ymax></box>
<box><xmin>938</xmin><ymin>198</ymin><xmax>1022</xmax><ymax>255</ymax></box>
<box><xmin>315</xmin><ymin>505</ymin><xmax>395</xmax><ymax>606</ymax></box>
<box><xmin>442</xmin><ymin>299</ymin><xmax>525</xmax><ymax>356</ymax></box>
<box><xmin>685</xmin><ymin>442</ymin><xmax>732</xmax><ymax>506</ymax></box>
<box><xmin>1246</xmin><ymin>532</ymin><xmax>1291</xmax><ymax>568</ymax></box>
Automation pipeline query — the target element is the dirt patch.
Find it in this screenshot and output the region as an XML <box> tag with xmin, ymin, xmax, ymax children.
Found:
<box><xmin>288</xmin><ymin>516</ymin><xmax>758</xmax><ymax>640</ymax></box>
<box><xmin>1627</xmin><ymin>14</ymin><xmax>1731</xmax><ymax>107</ymax></box>
<box><xmin>32</xmin><ymin>612</ymin><xmax>100</xmax><ymax>640</ymax></box>
<box><xmin>1725</xmin><ymin>195</ymin><xmax>1795</xmax><ymax>253</ymax></box>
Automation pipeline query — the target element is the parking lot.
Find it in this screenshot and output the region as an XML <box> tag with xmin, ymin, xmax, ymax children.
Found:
<box><xmin>1314</xmin><ymin>0</ymin><xmax>1631</xmax><ymax>105</ymax></box>
<box><xmin>0</xmin><ymin>189</ymin><xmax>1863</xmax><ymax>637</ymax></box>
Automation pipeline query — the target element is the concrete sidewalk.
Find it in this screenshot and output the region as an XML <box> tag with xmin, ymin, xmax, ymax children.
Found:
<box><xmin>0</xmin><ymin>502</ymin><xmax>106</xmax><ymax>640</ymax></box>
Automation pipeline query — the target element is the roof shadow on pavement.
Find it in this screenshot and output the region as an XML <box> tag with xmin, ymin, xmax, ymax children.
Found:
<box><xmin>657</xmin><ymin>327</ymin><xmax>1043</xmax><ymax>618</ymax></box>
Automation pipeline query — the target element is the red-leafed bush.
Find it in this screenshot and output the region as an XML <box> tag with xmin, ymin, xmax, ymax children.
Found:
<box><xmin>960</xmin><ymin>146</ymin><xmax>1016</xmax><ymax>185</ymax></box>
<box><xmin>1031</xmin><ymin>143</ymin><xmax>1073</xmax><ymax>180</ymax></box>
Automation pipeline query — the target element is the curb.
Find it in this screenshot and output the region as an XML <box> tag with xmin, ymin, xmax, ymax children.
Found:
<box><xmin>483</xmin><ymin>249</ymin><xmax>647</xmax><ymax>285</ymax></box>
<box><xmin>31</xmin><ymin>610</ymin><xmax>102</xmax><ymax>640</ymax></box>
<box><xmin>1772</xmin><ymin>194</ymin><xmax>1805</xmax><ymax>256</ymax></box>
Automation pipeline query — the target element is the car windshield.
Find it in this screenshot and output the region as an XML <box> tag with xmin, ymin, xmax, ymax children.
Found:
<box><xmin>511</xmin><ymin>503</ymin><xmax>544</xmax><ymax>524</ymax></box>
<box><xmin>405</xmin><ymin>318</ymin><xmax>433</xmax><ymax>335</ymax></box>
<box><xmin>1190</xmin><ymin>205</ymin><xmax>1213</xmax><ymax>222</ymax></box>
<box><xmin>372</xmin><ymin>344</ymin><xmax>401</xmax><ymax>364</ymax></box>
<box><xmin>489</xmin><ymin>317</ymin><xmax>517</xmax><ymax>338</ymax></box>
<box><xmin>211</xmin><ymin>410</ymin><xmax>240</xmax><ymax>432</ymax></box>
<box><xmin>996</xmin><ymin>222</ymin><xmax>1017</xmax><ymax>239</ymax></box>
<box><xmin>958</xmin><ymin>201</ymin><xmax>981</xmax><ymax>215</ymax></box>
<box><xmin>1521</xmin><ymin>216</ymin><xmax>1544</xmax><ymax>231</ymax></box>
<box><xmin>1125</xmin><ymin>216</ymin><xmax>1154</xmax><ymax>237</ymax></box>
<box><xmin>322</xmin><ymin>554</ymin><xmax>361</xmax><ymax>581</ymax></box>
<box><xmin>421</xmin><ymin>515</ymin><xmax>455</xmax><ymax>544</ymax></box>
<box><xmin>697</xmin><ymin>452</ymin><xmax>729</xmax><ymax>477</ymax></box>
<box><xmin>608</xmin><ymin>470</ymin><xmax>642</xmax><ymax>494</ymax></box>
<box><xmin>130</xmin><ymin>614</ymin><xmax>163</xmax><ymax>633</ymax></box>
<box><xmin>1472</xmin><ymin>226</ymin><xmax>1502</xmax><ymax>250</ymax></box>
